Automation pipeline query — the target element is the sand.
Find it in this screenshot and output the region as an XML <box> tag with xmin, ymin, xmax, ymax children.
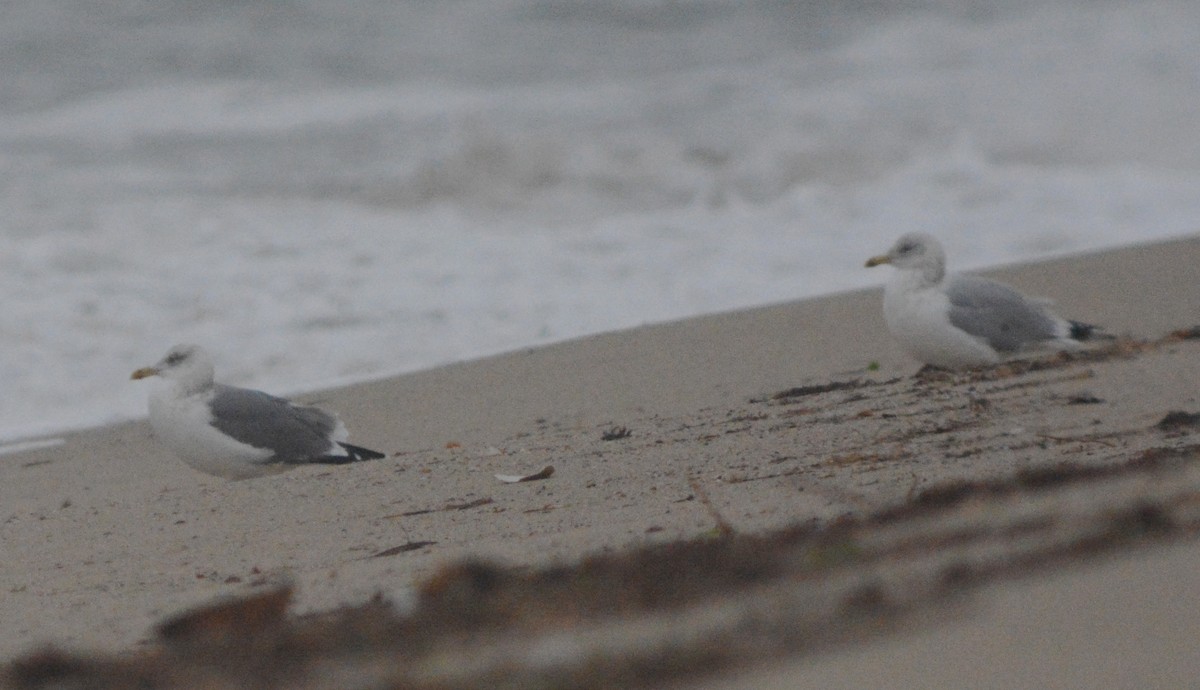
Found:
<box><xmin>1</xmin><ymin>235</ymin><xmax>1198</xmax><ymax>688</ymax></box>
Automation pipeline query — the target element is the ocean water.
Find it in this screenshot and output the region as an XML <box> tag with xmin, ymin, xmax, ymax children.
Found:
<box><xmin>2</xmin><ymin>0</ymin><xmax>1199</xmax><ymax>441</ymax></box>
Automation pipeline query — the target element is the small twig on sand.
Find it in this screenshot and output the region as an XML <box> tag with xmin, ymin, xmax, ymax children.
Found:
<box><xmin>905</xmin><ymin>472</ymin><xmax>922</xmax><ymax>503</ymax></box>
<box><xmin>688</xmin><ymin>477</ymin><xmax>735</xmax><ymax>538</ymax></box>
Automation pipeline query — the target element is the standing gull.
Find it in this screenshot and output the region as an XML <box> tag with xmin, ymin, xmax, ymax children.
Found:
<box><xmin>131</xmin><ymin>344</ymin><xmax>385</xmax><ymax>479</ymax></box>
<box><xmin>865</xmin><ymin>233</ymin><xmax>1100</xmax><ymax>369</ymax></box>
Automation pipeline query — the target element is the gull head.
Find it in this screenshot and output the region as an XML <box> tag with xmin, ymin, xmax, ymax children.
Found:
<box><xmin>865</xmin><ymin>232</ymin><xmax>947</xmax><ymax>283</ymax></box>
<box><xmin>131</xmin><ymin>344</ymin><xmax>216</xmax><ymax>394</ymax></box>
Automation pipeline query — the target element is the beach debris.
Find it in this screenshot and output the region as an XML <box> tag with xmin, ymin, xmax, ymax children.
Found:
<box><xmin>601</xmin><ymin>425</ymin><xmax>632</xmax><ymax>441</ymax></box>
<box><xmin>1156</xmin><ymin>411</ymin><xmax>1200</xmax><ymax>431</ymax></box>
<box><xmin>522</xmin><ymin>504</ymin><xmax>557</xmax><ymax>514</ymax></box>
<box><xmin>371</xmin><ymin>541</ymin><xmax>437</xmax><ymax>558</ymax></box>
<box><xmin>967</xmin><ymin>387</ymin><xmax>992</xmax><ymax>413</ymax></box>
<box><xmin>1034</xmin><ymin>432</ymin><xmax>1119</xmax><ymax>448</ymax></box>
<box><xmin>820</xmin><ymin>452</ymin><xmax>902</xmax><ymax>468</ymax></box>
<box><xmin>767</xmin><ymin>379</ymin><xmax>866</xmax><ymax>401</ymax></box>
<box><xmin>1067</xmin><ymin>392</ymin><xmax>1105</xmax><ymax>405</ymax></box>
<box><xmin>387</xmin><ymin>497</ymin><xmax>495</xmax><ymax>518</ymax></box>
<box><xmin>688</xmin><ymin>478</ymin><xmax>734</xmax><ymax>538</ymax></box>
<box><xmin>496</xmin><ymin>465</ymin><xmax>554</xmax><ymax>483</ymax></box>
<box><xmin>444</xmin><ymin>497</ymin><xmax>495</xmax><ymax>511</ymax></box>
<box><xmin>155</xmin><ymin>585</ymin><xmax>293</xmax><ymax>645</ymax></box>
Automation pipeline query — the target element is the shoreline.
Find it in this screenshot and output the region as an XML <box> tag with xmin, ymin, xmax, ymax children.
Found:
<box><xmin>3</xmin><ymin>233</ymin><xmax>1193</xmax><ymax>451</ymax></box>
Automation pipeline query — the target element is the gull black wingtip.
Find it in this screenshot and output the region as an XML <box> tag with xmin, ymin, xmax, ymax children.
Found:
<box><xmin>319</xmin><ymin>442</ymin><xmax>387</xmax><ymax>465</ymax></box>
<box><xmin>1068</xmin><ymin>320</ymin><xmax>1112</xmax><ymax>342</ymax></box>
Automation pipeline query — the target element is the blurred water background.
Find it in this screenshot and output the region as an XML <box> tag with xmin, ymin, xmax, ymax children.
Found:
<box><xmin>2</xmin><ymin>0</ymin><xmax>1198</xmax><ymax>440</ymax></box>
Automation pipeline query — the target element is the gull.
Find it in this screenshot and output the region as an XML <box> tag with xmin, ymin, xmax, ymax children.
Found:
<box><xmin>131</xmin><ymin>344</ymin><xmax>385</xmax><ymax>479</ymax></box>
<box><xmin>865</xmin><ymin>233</ymin><xmax>1100</xmax><ymax>369</ymax></box>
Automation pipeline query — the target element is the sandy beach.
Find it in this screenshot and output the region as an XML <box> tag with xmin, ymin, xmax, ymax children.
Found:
<box><xmin>2</xmin><ymin>235</ymin><xmax>1199</xmax><ymax>688</ymax></box>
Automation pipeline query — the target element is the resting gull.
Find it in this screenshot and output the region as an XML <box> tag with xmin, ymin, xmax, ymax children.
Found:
<box><xmin>131</xmin><ymin>344</ymin><xmax>385</xmax><ymax>479</ymax></box>
<box><xmin>865</xmin><ymin>233</ymin><xmax>1100</xmax><ymax>369</ymax></box>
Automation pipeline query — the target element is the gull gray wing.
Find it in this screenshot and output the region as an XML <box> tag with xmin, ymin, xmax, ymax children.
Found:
<box><xmin>207</xmin><ymin>384</ymin><xmax>339</xmax><ymax>463</ymax></box>
<box><xmin>945</xmin><ymin>275</ymin><xmax>1061</xmax><ymax>353</ymax></box>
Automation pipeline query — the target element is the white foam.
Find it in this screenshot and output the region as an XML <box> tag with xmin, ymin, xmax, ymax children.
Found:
<box><xmin>1</xmin><ymin>0</ymin><xmax>1198</xmax><ymax>441</ymax></box>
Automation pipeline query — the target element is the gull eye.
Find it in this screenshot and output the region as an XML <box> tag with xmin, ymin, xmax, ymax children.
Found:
<box><xmin>165</xmin><ymin>351</ymin><xmax>187</xmax><ymax>366</ymax></box>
